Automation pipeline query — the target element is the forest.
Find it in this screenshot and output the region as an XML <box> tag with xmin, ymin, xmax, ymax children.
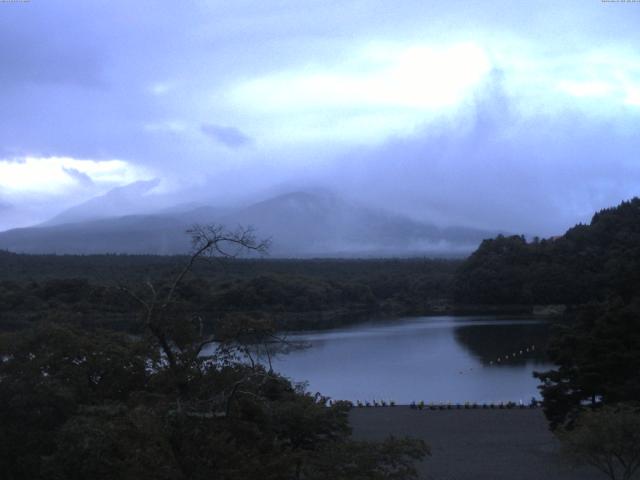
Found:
<box><xmin>454</xmin><ymin>198</ymin><xmax>640</xmax><ymax>306</ymax></box>
<box><xmin>0</xmin><ymin>253</ymin><xmax>460</xmax><ymax>333</ymax></box>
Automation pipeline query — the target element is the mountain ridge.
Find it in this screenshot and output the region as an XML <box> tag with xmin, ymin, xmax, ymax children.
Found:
<box><xmin>0</xmin><ymin>190</ymin><xmax>501</xmax><ymax>256</ymax></box>
<box><xmin>42</xmin><ymin>179</ymin><xmax>162</xmax><ymax>226</ymax></box>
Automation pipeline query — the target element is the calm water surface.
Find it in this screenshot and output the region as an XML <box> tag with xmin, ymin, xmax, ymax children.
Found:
<box><xmin>269</xmin><ymin>316</ymin><xmax>554</xmax><ymax>404</ymax></box>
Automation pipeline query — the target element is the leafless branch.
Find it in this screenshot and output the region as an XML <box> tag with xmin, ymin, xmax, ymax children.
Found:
<box><xmin>121</xmin><ymin>223</ymin><xmax>270</xmax><ymax>403</ymax></box>
<box><xmin>162</xmin><ymin>224</ymin><xmax>269</xmax><ymax>310</ymax></box>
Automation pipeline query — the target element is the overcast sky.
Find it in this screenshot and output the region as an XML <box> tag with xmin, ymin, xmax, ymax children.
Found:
<box><xmin>1</xmin><ymin>0</ymin><xmax>639</xmax><ymax>234</ymax></box>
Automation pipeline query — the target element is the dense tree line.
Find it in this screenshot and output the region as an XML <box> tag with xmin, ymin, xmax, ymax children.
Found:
<box><xmin>534</xmin><ymin>298</ymin><xmax>640</xmax><ymax>428</ymax></box>
<box><xmin>0</xmin><ymin>256</ymin><xmax>458</xmax><ymax>333</ymax></box>
<box><xmin>454</xmin><ymin>198</ymin><xmax>640</xmax><ymax>306</ymax></box>
<box><xmin>0</xmin><ymin>251</ymin><xmax>460</xmax><ymax>284</ymax></box>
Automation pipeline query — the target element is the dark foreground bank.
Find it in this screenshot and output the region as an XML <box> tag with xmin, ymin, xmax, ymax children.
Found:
<box><xmin>350</xmin><ymin>407</ymin><xmax>602</xmax><ymax>480</ymax></box>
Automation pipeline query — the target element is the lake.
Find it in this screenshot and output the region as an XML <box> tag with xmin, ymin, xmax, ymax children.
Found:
<box><xmin>267</xmin><ymin>316</ymin><xmax>555</xmax><ymax>404</ymax></box>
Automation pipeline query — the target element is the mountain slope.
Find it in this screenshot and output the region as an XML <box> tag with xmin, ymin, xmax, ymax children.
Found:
<box><xmin>43</xmin><ymin>179</ymin><xmax>161</xmax><ymax>226</ymax></box>
<box><xmin>0</xmin><ymin>191</ymin><xmax>499</xmax><ymax>256</ymax></box>
<box><xmin>220</xmin><ymin>191</ymin><xmax>477</xmax><ymax>255</ymax></box>
<box><xmin>0</xmin><ymin>214</ymin><xmax>189</xmax><ymax>255</ymax></box>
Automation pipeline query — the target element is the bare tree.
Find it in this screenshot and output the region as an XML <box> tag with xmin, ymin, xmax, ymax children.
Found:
<box><xmin>120</xmin><ymin>224</ymin><xmax>270</xmax><ymax>409</ymax></box>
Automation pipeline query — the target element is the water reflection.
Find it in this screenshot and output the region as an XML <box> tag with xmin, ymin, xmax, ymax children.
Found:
<box><xmin>453</xmin><ymin>320</ymin><xmax>550</xmax><ymax>365</ymax></box>
<box><xmin>268</xmin><ymin>316</ymin><xmax>555</xmax><ymax>404</ymax></box>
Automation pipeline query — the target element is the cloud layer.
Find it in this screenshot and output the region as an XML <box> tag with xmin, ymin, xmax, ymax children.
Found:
<box><xmin>0</xmin><ymin>0</ymin><xmax>639</xmax><ymax>236</ymax></box>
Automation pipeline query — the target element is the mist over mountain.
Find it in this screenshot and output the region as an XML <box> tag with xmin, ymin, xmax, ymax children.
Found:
<box><xmin>0</xmin><ymin>201</ymin><xmax>23</xmax><ymax>232</ymax></box>
<box><xmin>43</xmin><ymin>179</ymin><xmax>163</xmax><ymax>226</ymax></box>
<box><xmin>0</xmin><ymin>190</ymin><xmax>500</xmax><ymax>256</ymax></box>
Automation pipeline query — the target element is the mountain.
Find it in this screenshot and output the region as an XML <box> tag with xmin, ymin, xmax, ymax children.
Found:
<box><xmin>220</xmin><ymin>191</ymin><xmax>494</xmax><ymax>256</ymax></box>
<box><xmin>43</xmin><ymin>179</ymin><xmax>161</xmax><ymax>226</ymax></box>
<box><xmin>0</xmin><ymin>191</ymin><xmax>499</xmax><ymax>256</ymax></box>
<box><xmin>0</xmin><ymin>215</ymin><xmax>189</xmax><ymax>255</ymax></box>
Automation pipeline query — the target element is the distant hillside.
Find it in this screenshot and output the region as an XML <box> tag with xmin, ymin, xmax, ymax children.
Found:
<box><xmin>221</xmin><ymin>191</ymin><xmax>496</xmax><ymax>256</ymax></box>
<box><xmin>43</xmin><ymin>179</ymin><xmax>161</xmax><ymax>226</ymax></box>
<box><xmin>0</xmin><ymin>191</ymin><xmax>499</xmax><ymax>256</ymax></box>
<box><xmin>454</xmin><ymin>197</ymin><xmax>640</xmax><ymax>305</ymax></box>
<box><xmin>0</xmin><ymin>215</ymin><xmax>189</xmax><ymax>255</ymax></box>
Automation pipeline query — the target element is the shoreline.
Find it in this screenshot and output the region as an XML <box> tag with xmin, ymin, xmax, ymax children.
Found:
<box><xmin>279</xmin><ymin>307</ymin><xmax>560</xmax><ymax>334</ymax></box>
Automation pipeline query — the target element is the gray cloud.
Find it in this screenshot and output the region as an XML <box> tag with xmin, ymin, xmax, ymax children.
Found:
<box><xmin>1</xmin><ymin>0</ymin><xmax>639</xmax><ymax>237</ymax></box>
<box><xmin>0</xmin><ymin>4</ymin><xmax>105</xmax><ymax>88</ymax></box>
<box><xmin>62</xmin><ymin>167</ymin><xmax>94</xmax><ymax>187</ymax></box>
<box><xmin>1</xmin><ymin>0</ymin><xmax>637</xmax><ymax>164</ymax></box>
<box><xmin>323</xmin><ymin>76</ymin><xmax>640</xmax><ymax>236</ymax></box>
<box><xmin>201</xmin><ymin>124</ymin><xmax>252</xmax><ymax>148</ymax></box>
